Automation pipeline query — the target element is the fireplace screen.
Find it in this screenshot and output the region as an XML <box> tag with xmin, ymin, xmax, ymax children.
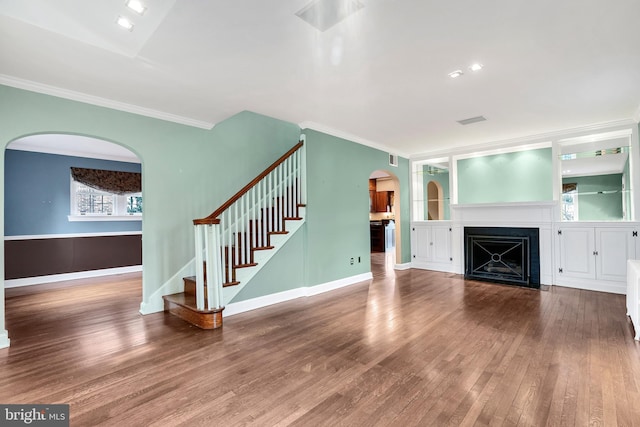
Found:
<box><xmin>466</xmin><ymin>235</ymin><xmax>530</xmax><ymax>285</ymax></box>
<box><xmin>464</xmin><ymin>227</ymin><xmax>540</xmax><ymax>288</ymax></box>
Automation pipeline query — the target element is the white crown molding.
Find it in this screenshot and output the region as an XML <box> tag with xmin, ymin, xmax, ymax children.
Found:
<box><xmin>0</xmin><ymin>74</ymin><xmax>215</xmax><ymax>130</ymax></box>
<box><xmin>299</xmin><ymin>121</ymin><xmax>409</xmax><ymax>159</ymax></box>
<box><xmin>411</xmin><ymin>118</ymin><xmax>637</xmax><ymax>160</ymax></box>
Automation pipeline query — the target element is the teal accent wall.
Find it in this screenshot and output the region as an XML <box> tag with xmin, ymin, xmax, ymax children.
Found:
<box><xmin>457</xmin><ymin>148</ymin><xmax>553</xmax><ymax>204</ymax></box>
<box><xmin>5</xmin><ymin>149</ymin><xmax>142</xmax><ymax>236</ymax></box>
<box><xmin>0</xmin><ymin>85</ymin><xmax>301</xmax><ymax>312</ymax></box>
<box><xmin>422</xmin><ymin>165</ymin><xmax>450</xmax><ymax>220</ymax></box>
<box><xmin>563</xmin><ymin>174</ymin><xmax>624</xmax><ymax>220</ymax></box>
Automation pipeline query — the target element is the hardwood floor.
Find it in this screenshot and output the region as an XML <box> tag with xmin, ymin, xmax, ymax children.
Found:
<box><xmin>2</xmin><ymin>262</ymin><xmax>640</xmax><ymax>426</ymax></box>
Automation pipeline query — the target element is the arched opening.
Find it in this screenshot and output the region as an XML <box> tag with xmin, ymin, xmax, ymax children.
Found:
<box><xmin>3</xmin><ymin>133</ymin><xmax>143</xmax><ymax>328</ymax></box>
<box><xmin>427</xmin><ymin>180</ymin><xmax>444</xmax><ymax>220</ymax></box>
<box><xmin>368</xmin><ymin>169</ymin><xmax>402</xmax><ymax>271</ymax></box>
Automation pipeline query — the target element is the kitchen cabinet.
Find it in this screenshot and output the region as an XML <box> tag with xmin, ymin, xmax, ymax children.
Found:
<box><xmin>375</xmin><ymin>191</ymin><xmax>391</xmax><ymax>212</ymax></box>
<box><xmin>369</xmin><ymin>179</ymin><xmax>393</xmax><ymax>212</ymax></box>
<box><xmin>556</xmin><ymin>225</ymin><xmax>637</xmax><ymax>293</ymax></box>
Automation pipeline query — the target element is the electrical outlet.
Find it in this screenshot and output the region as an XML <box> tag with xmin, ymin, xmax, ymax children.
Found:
<box><xmin>350</xmin><ymin>257</ymin><xmax>354</xmax><ymax>265</ymax></box>
<box><xmin>358</xmin><ymin>256</ymin><xmax>361</xmax><ymax>263</ymax></box>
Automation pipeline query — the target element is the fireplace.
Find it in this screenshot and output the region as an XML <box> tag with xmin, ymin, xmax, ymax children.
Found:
<box><xmin>464</xmin><ymin>227</ymin><xmax>540</xmax><ymax>288</ymax></box>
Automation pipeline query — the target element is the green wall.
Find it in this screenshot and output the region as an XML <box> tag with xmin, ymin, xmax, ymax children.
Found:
<box><xmin>0</xmin><ymin>85</ymin><xmax>301</xmax><ymax>316</ymax></box>
<box><xmin>0</xmin><ymin>85</ymin><xmax>411</xmax><ymax>329</ymax></box>
<box><xmin>303</xmin><ymin>129</ymin><xmax>411</xmax><ymax>287</ymax></box>
<box><xmin>563</xmin><ymin>174</ymin><xmax>624</xmax><ymax>220</ymax></box>
<box><xmin>231</xmin><ymin>128</ymin><xmax>412</xmax><ymax>301</ymax></box>
<box><xmin>457</xmin><ymin>148</ymin><xmax>553</xmax><ymax>204</ymax></box>
<box><xmin>231</xmin><ymin>230</ymin><xmax>305</xmax><ymax>301</ymax></box>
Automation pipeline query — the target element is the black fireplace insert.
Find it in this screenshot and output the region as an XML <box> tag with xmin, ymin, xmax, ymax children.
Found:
<box><xmin>464</xmin><ymin>227</ymin><xmax>540</xmax><ymax>288</ymax></box>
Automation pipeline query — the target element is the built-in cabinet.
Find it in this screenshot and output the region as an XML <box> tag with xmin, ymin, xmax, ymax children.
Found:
<box><xmin>410</xmin><ymin>222</ymin><xmax>454</xmax><ymax>272</ymax></box>
<box><xmin>409</xmin><ymin>124</ymin><xmax>640</xmax><ymax>295</ymax></box>
<box><xmin>556</xmin><ymin>224</ymin><xmax>638</xmax><ymax>293</ymax></box>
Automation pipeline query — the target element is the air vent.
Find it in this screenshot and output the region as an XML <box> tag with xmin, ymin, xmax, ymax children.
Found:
<box><xmin>457</xmin><ymin>116</ymin><xmax>487</xmax><ymax>125</ymax></box>
<box><xmin>296</xmin><ymin>0</ymin><xmax>364</xmax><ymax>32</ymax></box>
<box><xmin>389</xmin><ymin>153</ymin><xmax>398</xmax><ymax>167</ymax></box>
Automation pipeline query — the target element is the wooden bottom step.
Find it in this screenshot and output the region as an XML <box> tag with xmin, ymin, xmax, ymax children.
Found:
<box><xmin>163</xmin><ymin>293</ymin><xmax>223</xmax><ymax>329</ymax></box>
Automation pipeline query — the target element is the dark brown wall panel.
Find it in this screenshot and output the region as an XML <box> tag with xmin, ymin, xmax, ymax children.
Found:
<box><xmin>5</xmin><ymin>235</ymin><xmax>142</xmax><ymax>280</ymax></box>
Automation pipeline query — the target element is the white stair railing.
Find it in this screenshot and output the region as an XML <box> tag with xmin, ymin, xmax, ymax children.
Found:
<box><xmin>192</xmin><ymin>139</ymin><xmax>305</xmax><ymax>311</ymax></box>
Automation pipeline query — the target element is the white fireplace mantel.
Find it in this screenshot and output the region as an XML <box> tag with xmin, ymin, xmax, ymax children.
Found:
<box><xmin>451</xmin><ymin>201</ymin><xmax>557</xmax><ymax>226</ymax></box>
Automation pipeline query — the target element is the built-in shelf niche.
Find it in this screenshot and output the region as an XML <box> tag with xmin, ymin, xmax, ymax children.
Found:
<box><xmin>411</xmin><ymin>157</ymin><xmax>450</xmax><ymax>221</ymax></box>
<box><xmin>558</xmin><ymin>129</ymin><xmax>633</xmax><ymax>222</ymax></box>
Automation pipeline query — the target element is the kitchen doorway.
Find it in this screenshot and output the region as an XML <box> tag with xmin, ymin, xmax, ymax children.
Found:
<box><xmin>368</xmin><ymin>169</ymin><xmax>402</xmax><ymax>270</ymax></box>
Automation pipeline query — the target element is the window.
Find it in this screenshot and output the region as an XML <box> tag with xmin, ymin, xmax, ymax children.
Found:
<box><xmin>561</xmin><ymin>183</ymin><xmax>578</xmax><ymax>221</ymax></box>
<box><xmin>69</xmin><ymin>168</ymin><xmax>142</xmax><ymax>221</ymax></box>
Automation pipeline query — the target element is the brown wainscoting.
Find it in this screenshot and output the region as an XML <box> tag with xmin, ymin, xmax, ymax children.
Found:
<box><xmin>5</xmin><ymin>234</ymin><xmax>142</xmax><ymax>279</ymax></box>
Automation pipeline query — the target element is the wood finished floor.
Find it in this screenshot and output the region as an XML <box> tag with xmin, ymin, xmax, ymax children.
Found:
<box><xmin>2</xmin><ymin>254</ymin><xmax>640</xmax><ymax>426</ymax></box>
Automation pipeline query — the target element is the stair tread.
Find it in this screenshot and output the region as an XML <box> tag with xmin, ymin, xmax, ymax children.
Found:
<box><xmin>235</xmin><ymin>263</ymin><xmax>258</xmax><ymax>269</ymax></box>
<box><xmin>284</xmin><ymin>217</ymin><xmax>303</xmax><ymax>220</ymax></box>
<box><xmin>268</xmin><ymin>231</ymin><xmax>289</xmax><ymax>235</ymax></box>
<box><xmin>223</xmin><ymin>281</ymin><xmax>240</xmax><ymax>287</ymax></box>
<box><xmin>253</xmin><ymin>246</ymin><xmax>275</xmax><ymax>251</ymax></box>
<box><xmin>163</xmin><ymin>293</ymin><xmax>222</xmax><ymax>313</ymax></box>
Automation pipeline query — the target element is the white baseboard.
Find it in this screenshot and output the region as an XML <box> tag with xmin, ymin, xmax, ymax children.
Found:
<box><xmin>306</xmin><ymin>272</ymin><xmax>372</xmax><ymax>296</ymax></box>
<box><xmin>394</xmin><ymin>263</ymin><xmax>412</xmax><ymax>270</ymax></box>
<box><xmin>4</xmin><ymin>265</ymin><xmax>143</xmax><ymax>288</ymax></box>
<box><xmin>225</xmin><ymin>272</ymin><xmax>373</xmax><ymax>317</ymax></box>
<box><xmin>554</xmin><ymin>279</ymin><xmax>626</xmax><ymax>295</ymax></box>
<box><xmin>411</xmin><ymin>262</ymin><xmax>456</xmax><ymax>274</ymax></box>
<box><xmin>0</xmin><ymin>330</ymin><xmax>9</xmax><ymax>349</ymax></box>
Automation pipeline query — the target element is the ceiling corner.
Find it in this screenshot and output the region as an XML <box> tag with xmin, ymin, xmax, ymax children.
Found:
<box><xmin>0</xmin><ymin>74</ymin><xmax>216</xmax><ymax>130</ymax></box>
<box><xmin>298</xmin><ymin>121</ymin><xmax>409</xmax><ymax>159</ymax></box>
<box><xmin>633</xmin><ymin>103</ymin><xmax>640</xmax><ymax>123</ymax></box>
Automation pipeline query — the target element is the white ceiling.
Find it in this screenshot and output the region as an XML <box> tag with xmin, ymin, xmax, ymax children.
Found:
<box><xmin>1</xmin><ymin>0</ymin><xmax>640</xmax><ymax>158</ymax></box>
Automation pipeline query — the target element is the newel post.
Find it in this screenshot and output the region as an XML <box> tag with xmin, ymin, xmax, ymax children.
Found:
<box><xmin>193</xmin><ymin>218</ymin><xmax>224</xmax><ymax>316</ymax></box>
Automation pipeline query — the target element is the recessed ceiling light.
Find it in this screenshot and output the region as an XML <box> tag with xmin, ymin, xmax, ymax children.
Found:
<box><xmin>116</xmin><ymin>16</ymin><xmax>134</xmax><ymax>31</ymax></box>
<box><xmin>469</xmin><ymin>63</ymin><xmax>483</xmax><ymax>72</ymax></box>
<box><xmin>448</xmin><ymin>70</ymin><xmax>463</xmax><ymax>78</ymax></box>
<box><xmin>126</xmin><ymin>0</ymin><xmax>147</xmax><ymax>15</ymax></box>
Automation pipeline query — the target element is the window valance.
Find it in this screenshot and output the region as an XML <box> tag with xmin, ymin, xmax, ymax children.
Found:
<box><xmin>71</xmin><ymin>167</ymin><xmax>141</xmax><ymax>195</ymax></box>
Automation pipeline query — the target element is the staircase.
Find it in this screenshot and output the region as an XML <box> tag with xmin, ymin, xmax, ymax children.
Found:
<box><xmin>163</xmin><ymin>139</ymin><xmax>306</xmax><ymax>329</ymax></box>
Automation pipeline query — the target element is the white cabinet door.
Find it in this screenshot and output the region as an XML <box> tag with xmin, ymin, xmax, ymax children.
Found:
<box><xmin>431</xmin><ymin>225</ymin><xmax>451</xmax><ymax>264</ymax></box>
<box><xmin>412</xmin><ymin>226</ymin><xmax>431</xmax><ymax>263</ymax></box>
<box><xmin>596</xmin><ymin>228</ymin><xmax>634</xmax><ymax>282</ymax></box>
<box><xmin>559</xmin><ymin>227</ymin><xmax>596</xmax><ymax>279</ymax></box>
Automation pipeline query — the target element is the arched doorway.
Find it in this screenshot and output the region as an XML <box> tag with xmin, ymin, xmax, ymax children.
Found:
<box><xmin>368</xmin><ymin>169</ymin><xmax>402</xmax><ymax>270</ymax></box>
<box><xmin>427</xmin><ymin>180</ymin><xmax>443</xmax><ymax>220</ymax></box>
<box><xmin>4</xmin><ymin>133</ymin><xmax>143</xmax><ymax>296</ymax></box>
